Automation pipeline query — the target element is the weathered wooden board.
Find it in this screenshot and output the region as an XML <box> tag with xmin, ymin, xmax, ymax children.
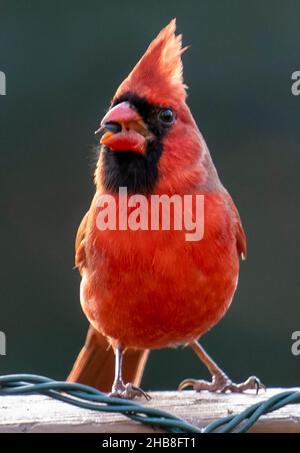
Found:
<box><xmin>0</xmin><ymin>388</ymin><xmax>299</xmax><ymax>433</ymax></box>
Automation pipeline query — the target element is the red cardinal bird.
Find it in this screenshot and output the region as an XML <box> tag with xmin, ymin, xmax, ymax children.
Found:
<box><xmin>68</xmin><ymin>19</ymin><xmax>264</xmax><ymax>398</ymax></box>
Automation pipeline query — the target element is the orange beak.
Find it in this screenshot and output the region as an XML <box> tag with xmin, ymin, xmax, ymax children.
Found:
<box><xmin>96</xmin><ymin>102</ymin><xmax>149</xmax><ymax>155</ymax></box>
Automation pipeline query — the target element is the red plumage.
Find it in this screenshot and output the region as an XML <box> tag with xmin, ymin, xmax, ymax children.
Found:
<box><xmin>69</xmin><ymin>20</ymin><xmax>258</xmax><ymax>397</ymax></box>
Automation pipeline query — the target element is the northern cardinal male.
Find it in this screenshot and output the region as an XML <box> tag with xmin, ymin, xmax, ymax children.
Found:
<box><xmin>68</xmin><ymin>19</ymin><xmax>263</xmax><ymax>398</ymax></box>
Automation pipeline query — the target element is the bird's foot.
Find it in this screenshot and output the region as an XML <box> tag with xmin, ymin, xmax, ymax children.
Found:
<box><xmin>109</xmin><ymin>381</ymin><xmax>151</xmax><ymax>400</ymax></box>
<box><xmin>178</xmin><ymin>373</ymin><xmax>265</xmax><ymax>394</ymax></box>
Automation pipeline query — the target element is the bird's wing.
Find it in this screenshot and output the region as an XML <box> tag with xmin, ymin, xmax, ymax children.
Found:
<box><xmin>236</xmin><ymin>217</ymin><xmax>247</xmax><ymax>260</ymax></box>
<box><xmin>227</xmin><ymin>195</ymin><xmax>247</xmax><ymax>260</ymax></box>
<box><xmin>75</xmin><ymin>211</ymin><xmax>89</xmax><ymax>274</ymax></box>
<box><xmin>67</xmin><ymin>325</ymin><xmax>149</xmax><ymax>392</ymax></box>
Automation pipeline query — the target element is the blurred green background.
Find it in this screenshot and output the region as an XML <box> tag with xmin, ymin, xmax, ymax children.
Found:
<box><xmin>0</xmin><ymin>0</ymin><xmax>299</xmax><ymax>390</ymax></box>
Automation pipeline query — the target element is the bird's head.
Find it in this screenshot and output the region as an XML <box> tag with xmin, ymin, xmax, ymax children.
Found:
<box><xmin>96</xmin><ymin>19</ymin><xmax>216</xmax><ymax>195</ymax></box>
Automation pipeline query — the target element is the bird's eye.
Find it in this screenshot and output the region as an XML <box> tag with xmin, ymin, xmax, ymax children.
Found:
<box><xmin>158</xmin><ymin>108</ymin><xmax>175</xmax><ymax>125</ymax></box>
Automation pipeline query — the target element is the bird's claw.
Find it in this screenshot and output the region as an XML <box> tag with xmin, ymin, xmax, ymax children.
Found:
<box><xmin>223</xmin><ymin>376</ymin><xmax>266</xmax><ymax>394</ymax></box>
<box><xmin>109</xmin><ymin>382</ymin><xmax>151</xmax><ymax>400</ymax></box>
<box><xmin>178</xmin><ymin>374</ymin><xmax>266</xmax><ymax>394</ymax></box>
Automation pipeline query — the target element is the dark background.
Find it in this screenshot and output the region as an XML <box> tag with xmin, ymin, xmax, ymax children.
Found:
<box><xmin>0</xmin><ymin>0</ymin><xmax>299</xmax><ymax>390</ymax></box>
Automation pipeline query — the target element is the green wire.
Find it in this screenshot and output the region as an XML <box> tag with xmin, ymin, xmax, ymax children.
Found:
<box><xmin>0</xmin><ymin>374</ymin><xmax>201</xmax><ymax>433</ymax></box>
<box><xmin>0</xmin><ymin>374</ymin><xmax>299</xmax><ymax>433</ymax></box>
